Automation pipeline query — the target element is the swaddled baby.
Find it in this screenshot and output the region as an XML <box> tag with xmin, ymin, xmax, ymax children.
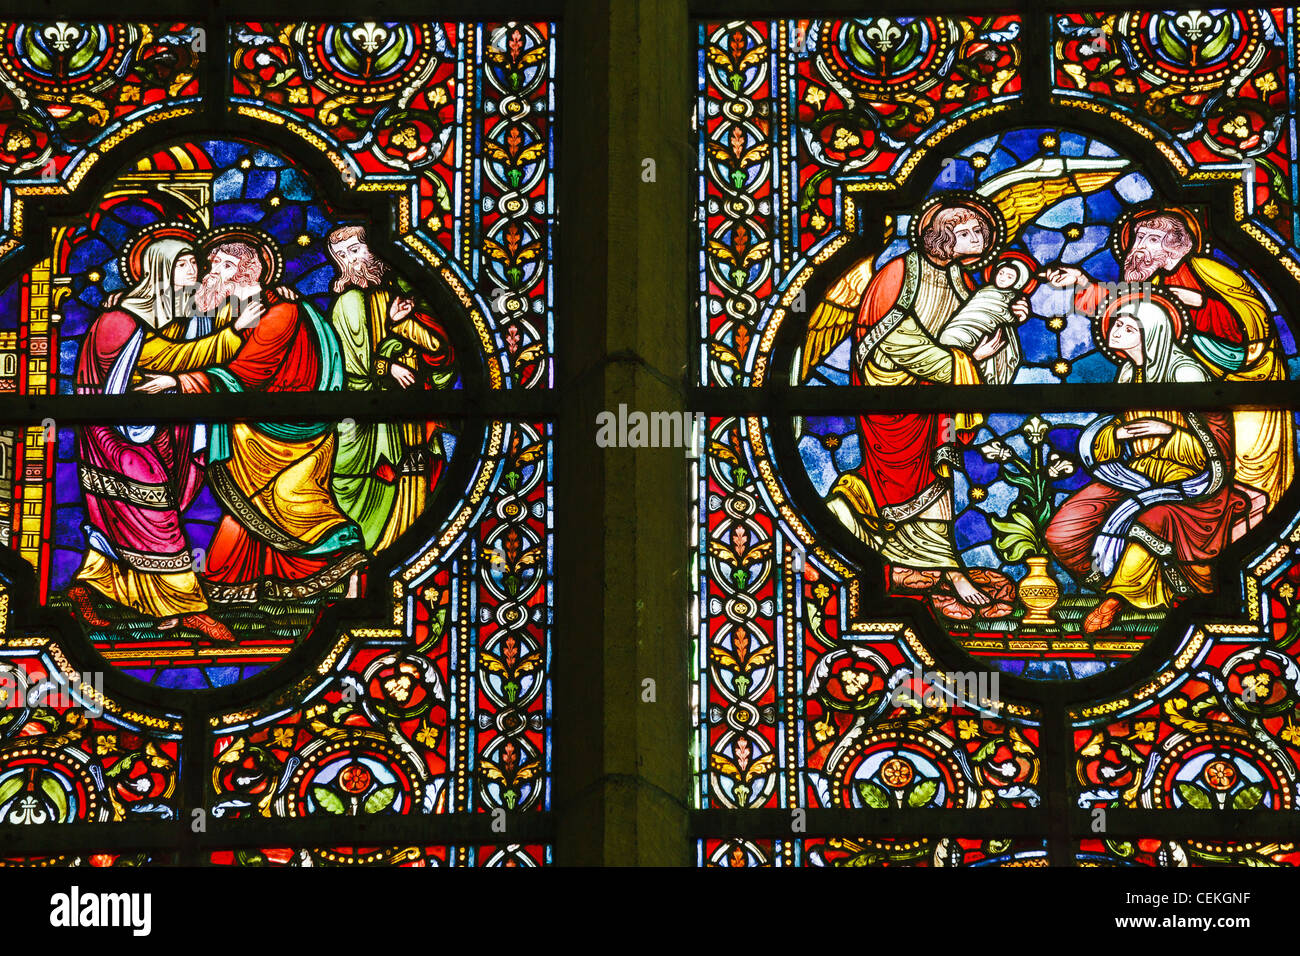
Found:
<box><xmin>939</xmin><ymin>254</ymin><xmax>1036</xmax><ymax>385</ymax></box>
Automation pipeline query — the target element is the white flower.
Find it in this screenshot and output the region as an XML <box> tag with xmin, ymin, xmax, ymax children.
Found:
<box><xmin>1023</xmin><ymin>416</ymin><xmax>1049</xmax><ymax>445</ymax></box>
<box><xmin>1047</xmin><ymin>451</ymin><xmax>1075</xmax><ymax>478</ymax></box>
<box><xmin>979</xmin><ymin>440</ymin><xmax>1013</xmax><ymax>462</ymax></box>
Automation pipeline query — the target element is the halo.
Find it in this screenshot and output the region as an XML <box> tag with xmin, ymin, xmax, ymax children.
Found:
<box><xmin>984</xmin><ymin>249</ymin><xmax>1039</xmax><ymax>295</ymax></box>
<box><xmin>198</xmin><ymin>226</ymin><xmax>282</xmax><ymax>287</ymax></box>
<box><xmin>1108</xmin><ymin>205</ymin><xmax>1204</xmax><ymax>265</ymax></box>
<box><xmin>1094</xmin><ymin>287</ymin><xmax>1191</xmax><ymax>365</ymax></box>
<box><xmin>908</xmin><ymin>191</ymin><xmax>1007</xmax><ymax>272</ymax></box>
<box><xmin>118</xmin><ymin>221</ymin><xmax>201</xmax><ymax>285</ymax></box>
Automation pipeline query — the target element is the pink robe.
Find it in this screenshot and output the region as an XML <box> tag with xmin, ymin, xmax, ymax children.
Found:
<box><xmin>75</xmin><ymin>309</ymin><xmax>204</xmax><ymax>579</ymax></box>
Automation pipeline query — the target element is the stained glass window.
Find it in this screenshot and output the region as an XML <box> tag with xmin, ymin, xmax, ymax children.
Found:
<box><xmin>0</xmin><ymin>18</ymin><xmax>554</xmax><ymax>867</ymax></box>
<box><xmin>694</xmin><ymin>10</ymin><xmax>1300</xmax><ymax>866</ymax></box>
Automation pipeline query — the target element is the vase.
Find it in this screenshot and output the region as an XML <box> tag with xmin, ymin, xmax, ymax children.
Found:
<box><xmin>1018</xmin><ymin>555</ymin><xmax>1059</xmax><ymax>629</ymax></box>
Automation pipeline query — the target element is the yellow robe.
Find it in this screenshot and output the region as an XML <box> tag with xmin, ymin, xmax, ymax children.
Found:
<box><xmin>1174</xmin><ymin>258</ymin><xmax>1294</xmax><ymax>511</ymax></box>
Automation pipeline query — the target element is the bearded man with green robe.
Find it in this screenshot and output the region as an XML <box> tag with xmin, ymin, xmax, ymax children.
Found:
<box><xmin>326</xmin><ymin>225</ymin><xmax>456</xmax><ymax>552</ymax></box>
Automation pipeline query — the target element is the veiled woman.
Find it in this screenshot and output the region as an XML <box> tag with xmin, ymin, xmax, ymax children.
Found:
<box><xmin>65</xmin><ymin>236</ymin><xmax>258</xmax><ymax>643</ymax></box>
<box><xmin>1045</xmin><ymin>291</ymin><xmax>1247</xmax><ymax>633</ymax></box>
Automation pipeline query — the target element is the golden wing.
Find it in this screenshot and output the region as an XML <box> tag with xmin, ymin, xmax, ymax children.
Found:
<box><xmin>800</xmin><ymin>257</ymin><xmax>874</xmax><ymax>381</ymax></box>
<box><xmin>979</xmin><ymin>157</ymin><xmax>1129</xmax><ymax>241</ymax></box>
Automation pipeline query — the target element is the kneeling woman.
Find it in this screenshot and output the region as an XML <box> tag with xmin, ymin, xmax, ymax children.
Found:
<box><xmin>1045</xmin><ymin>292</ymin><xmax>1247</xmax><ymax>634</ymax></box>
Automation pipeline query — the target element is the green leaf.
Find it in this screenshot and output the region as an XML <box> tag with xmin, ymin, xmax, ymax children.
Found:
<box><xmin>312</xmin><ymin>786</ymin><xmax>346</xmax><ymax>814</ymax></box>
<box><xmin>972</xmin><ymin>739</ymin><xmax>1000</xmax><ymax>762</ymax></box>
<box><xmin>1177</xmin><ymin>782</ymin><xmax>1212</xmax><ymax>809</ymax></box>
<box><xmin>1002</xmin><ymin>470</ymin><xmax>1037</xmax><ymax>494</ymax></box>
<box><xmin>907</xmin><ymin>779</ymin><xmax>938</xmax><ymax>808</ymax></box>
<box><xmin>364</xmin><ymin>785</ymin><xmax>397</xmax><ymax>814</ymax></box>
<box><xmin>857</xmin><ymin>782</ymin><xmax>889</xmax><ymax>808</ymax></box>
<box><xmin>1232</xmin><ymin>784</ymin><xmax>1264</xmax><ymax>810</ymax></box>
<box><xmin>40</xmin><ymin>777</ymin><xmax>68</xmax><ymax>822</ymax></box>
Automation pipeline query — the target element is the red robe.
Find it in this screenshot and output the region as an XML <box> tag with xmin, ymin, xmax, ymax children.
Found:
<box><xmin>1045</xmin><ymin>410</ymin><xmax>1246</xmax><ymax>598</ymax></box>
<box><xmin>851</xmin><ymin>256</ymin><xmax>973</xmax><ymax>515</ymax></box>
<box><xmin>178</xmin><ymin>291</ymin><xmax>359</xmax><ymax>596</ymax></box>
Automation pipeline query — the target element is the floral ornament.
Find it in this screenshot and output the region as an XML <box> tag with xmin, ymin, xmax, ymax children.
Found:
<box><xmin>983</xmin><ymin>420</ymin><xmax>1079</xmax><ymax>563</ymax></box>
<box><xmin>1022</xmin><ymin>415</ymin><xmax>1048</xmax><ymax>444</ymax></box>
<box><xmin>1077</xmin><ymin>728</ymin><xmax>1145</xmax><ymax>803</ymax></box>
<box><xmin>1222</xmin><ymin>649</ymin><xmax>1298</xmax><ymax>718</ymax></box>
<box><xmin>856</xmin><ymin>755</ymin><xmax>941</xmax><ymax>809</ymax></box>
<box><xmin>1173</xmin><ymin>753</ymin><xmax>1269</xmax><ymax>811</ymax></box>
<box><xmin>105</xmin><ymin>743</ymin><xmax>173</xmax><ymax>814</ymax></box>
<box><xmin>710</xmin><ymin>736</ymin><xmax>777</xmax><ymax>806</ymax></box>
<box><xmin>213</xmin><ymin>737</ymin><xmax>280</xmax><ymax>816</ymax></box>
<box><xmin>979</xmin><ymin>439</ymin><xmax>1013</xmax><ymax>462</ymax></box>
<box><xmin>1046</xmin><ymin>450</ymin><xmax>1075</xmax><ymax>478</ymax></box>
<box><xmin>479</xmin><ymin>739</ymin><xmax>542</xmax><ymax>810</ymax></box>
<box><xmin>310</xmin><ymin>760</ymin><xmax>399</xmax><ymax>816</ymax></box>
<box><xmin>709</xmin><ymin>627</ymin><xmax>775</xmax><ymax>697</ymax></box>
<box><xmin>969</xmin><ymin>726</ymin><xmax>1039</xmax><ymax>803</ymax></box>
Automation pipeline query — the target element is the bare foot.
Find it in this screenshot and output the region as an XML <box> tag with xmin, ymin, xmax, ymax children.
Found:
<box><xmin>344</xmin><ymin>571</ymin><xmax>361</xmax><ymax>600</ymax></box>
<box><xmin>947</xmin><ymin>571</ymin><xmax>991</xmax><ymax>606</ymax></box>
<box><xmin>157</xmin><ymin>617</ymin><xmax>180</xmax><ymax>631</ymax></box>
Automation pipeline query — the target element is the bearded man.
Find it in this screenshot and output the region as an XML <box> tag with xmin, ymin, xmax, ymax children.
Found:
<box><xmin>829</xmin><ymin>198</ymin><xmax>1022</xmax><ymax>613</ymax></box>
<box><xmin>325</xmin><ymin>225</ymin><xmax>455</xmax><ymax>551</ymax></box>
<box><xmin>137</xmin><ymin>237</ymin><xmax>365</xmax><ymax>603</ymax></box>
<box><xmin>1045</xmin><ymin>208</ymin><xmax>1291</xmax><ymax>521</ymax></box>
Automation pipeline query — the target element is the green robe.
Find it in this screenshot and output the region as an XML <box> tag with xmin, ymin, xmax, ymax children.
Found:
<box><xmin>330</xmin><ymin>287</ymin><xmax>413</xmax><ymax>550</ymax></box>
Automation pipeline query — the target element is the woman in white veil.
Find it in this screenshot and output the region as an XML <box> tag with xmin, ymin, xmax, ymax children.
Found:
<box><xmin>65</xmin><ymin>235</ymin><xmax>245</xmax><ymax>644</ymax></box>
<box><xmin>1045</xmin><ymin>290</ymin><xmax>1244</xmax><ymax>634</ymax></box>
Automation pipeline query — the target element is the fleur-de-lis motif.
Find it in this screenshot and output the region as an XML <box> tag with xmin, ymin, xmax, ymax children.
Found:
<box><xmin>8</xmin><ymin>794</ymin><xmax>48</xmax><ymax>825</ymax></box>
<box><xmin>1023</xmin><ymin>415</ymin><xmax>1049</xmax><ymax>445</ymax></box>
<box><xmin>350</xmin><ymin>21</ymin><xmax>389</xmax><ymax>54</ymax></box>
<box><xmin>864</xmin><ymin>18</ymin><xmax>903</xmax><ymax>52</ymax></box>
<box><xmin>42</xmin><ymin>21</ymin><xmax>81</xmax><ymax>52</ymax></box>
<box><xmin>1174</xmin><ymin>9</ymin><xmax>1214</xmax><ymax>43</ymax></box>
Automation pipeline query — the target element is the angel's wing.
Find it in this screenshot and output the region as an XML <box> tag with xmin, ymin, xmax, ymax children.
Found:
<box><xmin>978</xmin><ymin>156</ymin><xmax>1129</xmax><ymax>241</ymax></box>
<box><xmin>800</xmin><ymin>257</ymin><xmax>874</xmax><ymax>381</ymax></box>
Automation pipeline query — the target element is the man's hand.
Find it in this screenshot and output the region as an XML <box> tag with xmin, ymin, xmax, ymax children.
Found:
<box><xmin>1116</xmin><ymin>418</ymin><xmax>1173</xmax><ymax>439</ymax></box>
<box><xmin>389</xmin><ymin>296</ymin><xmax>414</xmax><ymax>324</ymax></box>
<box><xmin>274</xmin><ymin>285</ymin><xmax>299</xmax><ymax>302</ymax></box>
<box><xmin>972</xmin><ymin>328</ymin><xmax>1005</xmax><ymax>362</ymax></box>
<box><xmin>1167</xmin><ymin>286</ymin><xmax>1203</xmax><ymax>308</ymax></box>
<box><xmin>390</xmin><ymin>362</ymin><xmax>416</xmax><ymax>388</ymax></box>
<box><xmin>234</xmin><ymin>298</ymin><xmax>265</xmax><ymax>330</ymax></box>
<box><xmin>1009</xmin><ymin>297</ymin><xmax>1030</xmax><ymax>323</ymax></box>
<box><xmin>1042</xmin><ymin>265</ymin><xmax>1088</xmax><ymax>289</ymax></box>
<box><xmin>104</xmin><ymin>291</ymin><xmax>124</xmax><ymax>309</ymax></box>
<box><xmin>135</xmin><ymin>373</ymin><xmax>177</xmax><ymax>393</ymax></box>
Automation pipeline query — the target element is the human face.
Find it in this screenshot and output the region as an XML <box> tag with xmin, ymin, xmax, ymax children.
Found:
<box><xmin>330</xmin><ymin>236</ymin><xmax>370</xmax><ymax>271</ymax></box>
<box><xmin>1132</xmin><ymin>226</ymin><xmax>1169</xmax><ymax>261</ymax></box>
<box><xmin>993</xmin><ymin>265</ymin><xmax>1018</xmax><ymax>289</ymax></box>
<box><xmin>208</xmin><ymin>251</ymin><xmax>242</xmax><ymax>283</ymax></box>
<box><xmin>172</xmin><ymin>252</ymin><xmax>198</xmax><ymax>288</ymax></box>
<box><xmin>951</xmin><ymin>218</ymin><xmax>986</xmax><ymax>258</ymax></box>
<box><xmin>1108</xmin><ymin>312</ymin><xmax>1143</xmax><ymax>361</ymax></box>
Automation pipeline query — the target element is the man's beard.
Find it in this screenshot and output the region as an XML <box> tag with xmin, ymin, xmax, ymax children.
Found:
<box><xmin>195</xmin><ymin>272</ymin><xmax>260</xmax><ymax>314</ymax></box>
<box><xmin>335</xmin><ymin>254</ymin><xmax>386</xmax><ymax>292</ymax></box>
<box><xmin>1123</xmin><ymin>247</ymin><xmax>1174</xmax><ymax>281</ymax></box>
